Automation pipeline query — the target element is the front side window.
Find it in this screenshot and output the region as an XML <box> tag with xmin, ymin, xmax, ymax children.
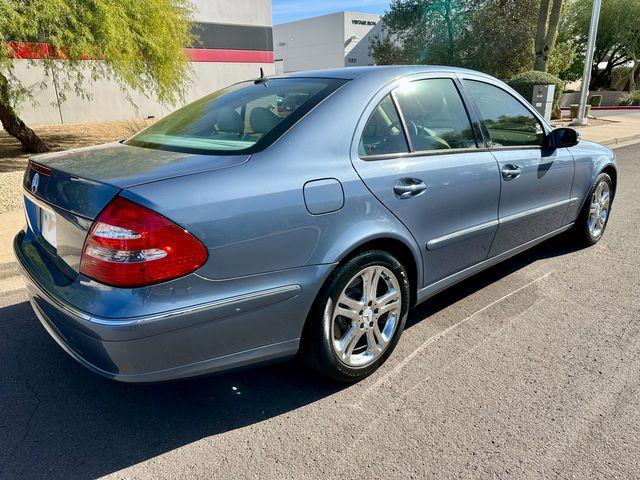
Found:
<box><xmin>393</xmin><ymin>78</ymin><xmax>477</xmax><ymax>151</ymax></box>
<box><xmin>359</xmin><ymin>94</ymin><xmax>409</xmax><ymax>157</ymax></box>
<box><xmin>126</xmin><ymin>78</ymin><xmax>347</xmax><ymax>155</ymax></box>
<box><xmin>463</xmin><ymin>80</ymin><xmax>544</xmax><ymax>147</ymax></box>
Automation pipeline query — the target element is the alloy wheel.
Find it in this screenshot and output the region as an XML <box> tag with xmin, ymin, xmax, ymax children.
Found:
<box><xmin>588</xmin><ymin>180</ymin><xmax>610</xmax><ymax>238</ymax></box>
<box><xmin>330</xmin><ymin>265</ymin><xmax>402</xmax><ymax>367</ymax></box>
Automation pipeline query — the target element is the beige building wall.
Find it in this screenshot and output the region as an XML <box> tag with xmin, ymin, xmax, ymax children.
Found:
<box><xmin>10</xmin><ymin>0</ymin><xmax>274</xmax><ymax>125</ymax></box>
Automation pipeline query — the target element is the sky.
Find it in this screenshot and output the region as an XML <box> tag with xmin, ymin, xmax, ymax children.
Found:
<box><xmin>271</xmin><ymin>0</ymin><xmax>391</xmax><ymax>24</ymax></box>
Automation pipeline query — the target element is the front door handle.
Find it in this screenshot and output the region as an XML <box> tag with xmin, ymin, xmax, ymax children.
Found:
<box><xmin>393</xmin><ymin>178</ymin><xmax>427</xmax><ymax>199</ymax></box>
<box><xmin>501</xmin><ymin>164</ymin><xmax>522</xmax><ymax>179</ymax></box>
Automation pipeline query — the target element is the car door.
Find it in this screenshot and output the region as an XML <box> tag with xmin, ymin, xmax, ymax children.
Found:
<box><xmin>460</xmin><ymin>77</ymin><xmax>575</xmax><ymax>256</ymax></box>
<box><xmin>351</xmin><ymin>75</ymin><xmax>501</xmax><ymax>286</ymax></box>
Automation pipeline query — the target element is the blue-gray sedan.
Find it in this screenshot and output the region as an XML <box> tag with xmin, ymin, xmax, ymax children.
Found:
<box><xmin>14</xmin><ymin>66</ymin><xmax>618</xmax><ymax>382</ymax></box>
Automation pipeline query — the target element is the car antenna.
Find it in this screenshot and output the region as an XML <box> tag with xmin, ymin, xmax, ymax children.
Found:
<box><xmin>254</xmin><ymin>67</ymin><xmax>268</xmax><ymax>85</ymax></box>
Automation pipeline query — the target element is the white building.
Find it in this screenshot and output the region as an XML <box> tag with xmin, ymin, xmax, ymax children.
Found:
<box><xmin>273</xmin><ymin>12</ymin><xmax>383</xmax><ymax>74</ymax></box>
<box><xmin>11</xmin><ymin>0</ymin><xmax>275</xmax><ymax>125</ymax></box>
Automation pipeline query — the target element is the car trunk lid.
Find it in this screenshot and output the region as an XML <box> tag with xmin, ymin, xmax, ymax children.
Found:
<box><xmin>23</xmin><ymin>142</ymin><xmax>249</xmax><ymax>275</ymax></box>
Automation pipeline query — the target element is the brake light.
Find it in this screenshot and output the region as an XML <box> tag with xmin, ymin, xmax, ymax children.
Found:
<box><xmin>80</xmin><ymin>197</ymin><xmax>208</xmax><ymax>287</ymax></box>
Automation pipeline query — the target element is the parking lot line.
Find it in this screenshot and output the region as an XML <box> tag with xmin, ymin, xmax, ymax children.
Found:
<box><xmin>356</xmin><ymin>270</ymin><xmax>554</xmax><ymax>407</ymax></box>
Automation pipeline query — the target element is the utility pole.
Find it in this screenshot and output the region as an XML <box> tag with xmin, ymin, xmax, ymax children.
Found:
<box><xmin>570</xmin><ymin>0</ymin><xmax>602</xmax><ymax>126</ymax></box>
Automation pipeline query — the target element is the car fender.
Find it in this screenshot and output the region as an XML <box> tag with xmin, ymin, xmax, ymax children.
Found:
<box><xmin>564</xmin><ymin>140</ymin><xmax>618</xmax><ymax>223</ymax></box>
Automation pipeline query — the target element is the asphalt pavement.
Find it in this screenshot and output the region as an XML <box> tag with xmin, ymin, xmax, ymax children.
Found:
<box><xmin>592</xmin><ymin>108</ymin><xmax>640</xmax><ymax>119</ymax></box>
<box><xmin>1</xmin><ymin>144</ymin><xmax>639</xmax><ymax>479</ymax></box>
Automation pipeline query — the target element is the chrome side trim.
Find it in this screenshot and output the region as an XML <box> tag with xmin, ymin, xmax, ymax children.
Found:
<box><xmin>427</xmin><ymin>220</ymin><xmax>498</xmax><ymax>251</ymax></box>
<box><xmin>416</xmin><ymin>223</ymin><xmax>574</xmax><ymax>304</ymax></box>
<box><xmin>425</xmin><ymin>198</ymin><xmax>578</xmax><ymax>251</ymax></box>
<box><xmin>500</xmin><ymin>197</ymin><xmax>579</xmax><ymax>224</ymax></box>
<box><xmin>361</xmin><ymin>146</ymin><xmax>489</xmax><ymax>161</ymax></box>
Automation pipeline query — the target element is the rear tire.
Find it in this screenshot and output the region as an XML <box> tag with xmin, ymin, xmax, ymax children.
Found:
<box><xmin>572</xmin><ymin>173</ymin><xmax>614</xmax><ymax>246</ymax></box>
<box><xmin>301</xmin><ymin>250</ymin><xmax>410</xmax><ymax>382</ymax></box>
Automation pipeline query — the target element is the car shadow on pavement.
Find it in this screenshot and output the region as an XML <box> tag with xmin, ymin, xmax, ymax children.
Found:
<box><xmin>0</xmin><ymin>301</ymin><xmax>346</xmax><ymax>479</ymax></box>
<box><xmin>406</xmin><ymin>232</ymin><xmax>582</xmax><ymax>328</ymax></box>
<box><xmin>0</xmin><ymin>234</ymin><xmax>582</xmax><ymax>479</ymax></box>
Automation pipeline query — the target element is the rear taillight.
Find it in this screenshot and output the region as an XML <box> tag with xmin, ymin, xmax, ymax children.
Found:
<box><xmin>80</xmin><ymin>197</ymin><xmax>208</xmax><ymax>288</ymax></box>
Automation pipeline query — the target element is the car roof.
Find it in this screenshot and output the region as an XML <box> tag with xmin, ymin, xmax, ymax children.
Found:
<box><xmin>275</xmin><ymin>65</ymin><xmax>496</xmax><ymax>82</ymax></box>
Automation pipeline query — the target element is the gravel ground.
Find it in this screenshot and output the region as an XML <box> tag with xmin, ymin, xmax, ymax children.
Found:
<box><xmin>0</xmin><ymin>171</ymin><xmax>25</xmax><ymax>214</ymax></box>
<box><xmin>0</xmin><ymin>119</ymin><xmax>153</xmax><ymax>214</ymax></box>
<box><xmin>0</xmin><ymin>143</ymin><xmax>638</xmax><ymax>479</ymax></box>
<box><xmin>0</xmin><ymin>119</ymin><xmax>153</xmax><ymax>171</ymax></box>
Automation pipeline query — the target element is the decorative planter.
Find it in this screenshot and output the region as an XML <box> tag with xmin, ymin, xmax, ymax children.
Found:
<box><xmin>570</xmin><ymin>104</ymin><xmax>592</xmax><ymax>119</ymax></box>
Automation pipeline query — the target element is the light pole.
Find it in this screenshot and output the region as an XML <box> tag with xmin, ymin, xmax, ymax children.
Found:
<box><xmin>570</xmin><ymin>0</ymin><xmax>602</xmax><ymax>126</ymax></box>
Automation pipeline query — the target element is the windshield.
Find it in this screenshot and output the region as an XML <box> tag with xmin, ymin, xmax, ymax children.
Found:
<box><xmin>125</xmin><ymin>78</ymin><xmax>347</xmax><ymax>155</ymax></box>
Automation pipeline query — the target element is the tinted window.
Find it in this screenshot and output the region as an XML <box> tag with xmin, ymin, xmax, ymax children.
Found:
<box><xmin>126</xmin><ymin>78</ymin><xmax>346</xmax><ymax>155</ymax></box>
<box><xmin>463</xmin><ymin>80</ymin><xmax>544</xmax><ymax>147</ymax></box>
<box><xmin>393</xmin><ymin>79</ymin><xmax>476</xmax><ymax>151</ymax></box>
<box><xmin>359</xmin><ymin>94</ymin><xmax>409</xmax><ymax>157</ymax></box>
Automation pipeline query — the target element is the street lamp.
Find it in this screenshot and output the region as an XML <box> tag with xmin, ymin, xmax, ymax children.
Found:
<box><xmin>570</xmin><ymin>0</ymin><xmax>602</xmax><ymax>126</ymax></box>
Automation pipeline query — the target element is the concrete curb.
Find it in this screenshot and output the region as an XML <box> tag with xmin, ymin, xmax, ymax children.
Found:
<box><xmin>590</xmin><ymin>106</ymin><xmax>640</xmax><ymax>111</ymax></box>
<box><xmin>561</xmin><ymin>106</ymin><xmax>640</xmax><ymax>111</ymax></box>
<box><xmin>600</xmin><ymin>133</ymin><xmax>640</xmax><ymax>148</ymax></box>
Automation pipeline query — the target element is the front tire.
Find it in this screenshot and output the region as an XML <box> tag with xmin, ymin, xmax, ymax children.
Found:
<box><xmin>573</xmin><ymin>173</ymin><xmax>614</xmax><ymax>246</ymax></box>
<box><xmin>301</xmin><ymin>250</ymin><xmax>410</xmax><ymax>382</ymax></box>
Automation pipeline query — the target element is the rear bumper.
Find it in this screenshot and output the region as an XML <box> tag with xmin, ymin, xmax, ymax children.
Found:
<box><xmin>14</xmin><ymin>230</ymin><xmax>331</xmax><ymax>382</ymax></box>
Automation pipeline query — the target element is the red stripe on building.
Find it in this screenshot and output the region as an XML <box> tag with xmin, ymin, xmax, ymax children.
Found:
<box><xmin>8</xmin><ymin>42</ymin><xmax>56</xmax><ymax>59</ymax></box>
<box><xmin>7</xmin><ymin>42</ymin><xmax>273</xmax><ymax>63</ymax></box>
<box><xmin>185</xmin><ymin>48</ymin><xmax>273</xmax><ymax>63</ymax></box>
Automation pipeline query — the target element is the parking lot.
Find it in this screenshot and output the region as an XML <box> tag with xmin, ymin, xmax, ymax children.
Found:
<box><xmin>0</xmin><ymin>143</ymin><xmax>638</xmax><ymax>479</ymax></box>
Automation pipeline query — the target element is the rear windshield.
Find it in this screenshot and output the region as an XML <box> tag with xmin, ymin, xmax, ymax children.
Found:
<box><xmin>125</xmin><ymin>78</ymin><xmax>347</xmax><ymax>155</ymax></box>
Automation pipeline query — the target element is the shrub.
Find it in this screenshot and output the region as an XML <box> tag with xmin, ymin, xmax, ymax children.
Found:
<box><xmin>589</xmin><ymin>94</ymin><xmax>603</xmax><ymax>107</ymax></box>
<box><xmin>619</xmin><ymin>91</ymin><xmax>640</xmax><ymax>106</ymax></box>
<box><xmin>507</xmin><ymin>71</ymin><xmax>565</xmax><ymax>111</ymax></box>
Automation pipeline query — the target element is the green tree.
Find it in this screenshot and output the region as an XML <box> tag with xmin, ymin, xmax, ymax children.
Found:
<box><xmin>370</xmin><ymin>0</ymin><xmax>485</xmax><ymax>66</ymax></box>
<box><xmin>546</xmin><ymin>38</ymin><xmax>579</xmax><ymax>79</ymax></box>
<box><xmin>617</xmin><ymin>1</ymin><xmax>640</xmax><ymax>90</ymax></box>
<box><xmin>460</xmin><ymin>0</ymin><xmax>539</xmax><ymax>79</ymax></box>
<box><xmin>564</xmin><ymin>0</ymin><xmax>640</xmax><ymax>90</ymax></box>
<box><xmin>370</xmin><ymin>0</ymin><xmax>542</xmax><ymax>80</ymax></box>
<box><xmin>0</xmin><ymin>0</ymin><xmax>194</xmax><ymax>153</ymax></box>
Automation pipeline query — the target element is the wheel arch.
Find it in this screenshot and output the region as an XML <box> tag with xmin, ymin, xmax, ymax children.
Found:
<box><xmin>299</xmin><ymin>234</ymin><xmax>421</xmax><ymax>354</ymax></box>
<box><xmin>599</xmin><ymin>164</ymin><xmax>618</xmax><ymax>200</ymax></box>
<box><xmin>335</xmin><ymin>237</ymin><xmax>420</xmax><ymax>306</ymax></box>
<box><xmin>315</xmin><ymin>233</ymin><xmax>422</xmax><ymax>312</ymax></box>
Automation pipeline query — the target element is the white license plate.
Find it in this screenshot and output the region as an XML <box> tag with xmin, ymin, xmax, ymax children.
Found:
<box><xmin>40</xmin><ymin>207</ymin><xmax>57</xmax><ymax>248</ymax></box>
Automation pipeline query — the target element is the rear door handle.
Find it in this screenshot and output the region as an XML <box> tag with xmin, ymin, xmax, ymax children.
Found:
<box><xmin>393</xmin><ymin>178</ymin><xmax>427</xmax><ymax>199</ymax></box>
<box><xmin>501</xmin><ymin>164</ymin><xmax>522</xmax><ymax>179</ymax></box>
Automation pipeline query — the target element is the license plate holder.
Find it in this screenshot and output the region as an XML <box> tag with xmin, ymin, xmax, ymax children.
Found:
<box><xmin>40</xmin><ymin>206</ymin><xmax>57</xmax><ymax>249</ymax></box>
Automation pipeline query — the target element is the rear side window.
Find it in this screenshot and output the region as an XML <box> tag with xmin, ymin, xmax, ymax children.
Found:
<box><xmin>463</xmin><ymin>80</ymin><xmax>544</xmax><ymax>147</ymax></box>
<box><xmin>359</xmin><ymin>94</ymin><xmax>409</xmax><ymax>157</ymax></box>
<box><xmin>126</xmin><ymin>78</ymin><xmax>347</xmax><ymax>155</ymax></box>
<box><xmin>393</xmin><ymin>79</ymin><xmax>476</xmax><ymax>151</ymax></box>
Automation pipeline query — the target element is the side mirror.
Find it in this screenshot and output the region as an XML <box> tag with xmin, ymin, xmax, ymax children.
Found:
<box><xmin>546</xmin><ymin>127</ymin><xmax>579</xmax><ymax>149</ymax></box>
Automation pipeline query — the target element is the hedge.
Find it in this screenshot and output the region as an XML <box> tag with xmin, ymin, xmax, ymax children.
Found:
<box><xmin>507</xmin><ymin>71</ymin><xmax>565</xmax><ymax>111</ymax></box>
<box><xmin>619</xmin><ymin>90</ymin><xmax>640</xmax><ymax>106</ymax></box>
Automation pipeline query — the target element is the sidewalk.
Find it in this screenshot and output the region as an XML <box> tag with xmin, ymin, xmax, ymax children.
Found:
<box><xmin>0</xmin><ymin>211</ymin><xmax>24</xmax><ymax>292</ymax></box>
<box><xmin>1</xmin><ymin>116</ymin><xmax>639</xmax><ymax>291</ymax></box>
<box><xmin>574</xmin><ymin>114</ymin><xmax>640</xmax><ymax>147</ymax></box>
